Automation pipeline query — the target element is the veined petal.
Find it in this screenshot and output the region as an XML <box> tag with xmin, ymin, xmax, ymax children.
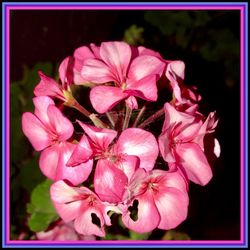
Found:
<box><xmin>34</xmin><ymin>72</ymin><xmax>65</xmax><ymax>101</ymax></box>
<box><xmin>100</xmin><ymin>41</ymin><xmax>132</xmax><ymax>83</ymax></box>
<box><xmin>90</xmin><ymin>86</ymin><xmax>128</xmax><ymax>113</ymax></box>
<box><xmin>126</xmin><ymin>74</ymin><xmax>158</xmax><ymax>102</ymax></box>
<box><xmin>55</xmin><ymin>142</ymin><xmax>93</xmax><ymax>186</ymax></box>
<box><xmin>67</xmin><ymin>135</ymin><xmax>93</xmax><ymax>166</ymax></box>
<box><xmin>74</xmin><ymin>206</ymin><xmax>105</xmax><ymax>237</ymax></box>
<box><xmin>47</xmin><ymin>105</ymin><xmax>74</xmax><ymax>142</ymax></box>
<box><xmin>77</xmin><ymin>121</ymin><xmax>117</xmax><ymax>150</ymax></box>
<box><xmin>163</xmin><ymin>102</ymin><xmax>195</xmax><ymax>131</ymax></box>
<box><xmin>128</xmin><ymin>55</ymin><xmax>165</xmax><ymax>82</ymax></box>
<box><xmin>176</xmin><ymin>142</ymin><xmax>213</xmax><ymax>186</ymax></box>
<box><xmin>94</xmin><ymin>159</ymin><xmax>128</xmax><ymax>203</ymax></box>
<box><xmin>175</xmin><ymin>122</ymin><xmax>202</xmax><ymax>142</ymax></box>
<box><xmin>115</xmin><ymin>128</ymin><xmax>159</xmax><ymax>171</ymax></box>
<box><xmin>50</xmin><ymin>180</ymin><xmax>80</xmax><ymax>204</ymax></box>
<box><xmin>39</xmin><ymin>144</ymin><xmax>59</xmax><ymax>180</ymax></box>
<box><xmin>59</xmin><ymin>56</ymin><xmax>74</xmax><ymax>88</ymax></box>
<box><xmin>122</xmin><ymin>191</ymin><xmax>160</xmax><ymax>233</ymax></box>
<box><xmin>22</xmin><ymin>112</ymin><xmax>51</xmax><ymax>151</ymax></box>
<box><xmin>33</xmin><ymin>96</ymin><xmax>55</xmax><ymax>128</ymax></box>
<box><xmin>154</xmin><ymin>187</ymin><xmax>189</xmax><ymax>230</ymax></box>
<box><xmin>81</xmin><ymin>58</ymin><xmax>115</xmax><ymax>84</ymax></box>
<box><xmin>53</xmin><ymin>201</ymin><xmax>82</xmax><ymax>223</ymax></box>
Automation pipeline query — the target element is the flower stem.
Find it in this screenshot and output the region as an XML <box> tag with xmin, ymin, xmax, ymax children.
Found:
<box><xmin>133</xmin><ymin>105</ymin><xmax>146</xmax><ymax>127</ymax></box>
<box><xmin>122</xmin><ymin>104</ymin><xmax>132</xmax><ymax>130</ymax></box>
<box><xmin>138</xmin><ymin>107</ymin><xmax>165</xmax><ymax>129</ymax></box>
<box><xmin>106</xmin><ymin>111</ymin><xmax>115</xmax><ymax>129</ymax></box>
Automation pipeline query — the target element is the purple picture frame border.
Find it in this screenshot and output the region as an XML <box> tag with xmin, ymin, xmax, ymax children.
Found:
<box><xmin>2</xmin><ymin>2</ymin><xmax>248</xmax><ymax>248</ymax></box>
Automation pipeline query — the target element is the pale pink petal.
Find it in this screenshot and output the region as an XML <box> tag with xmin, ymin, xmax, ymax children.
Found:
<box><xmin>59</xmin><ymin>56</ymin><xmax>74</xmax><ymax>88</ymax></box>
<box><xmin>158</xmin><ymin>129</ymin><xmax>176</xmax><ymax>163</ymax></box>
<box><xmin>67</xmin><ymin>135</ymin><xmax>93</xmax><ymax>166</ymax></box>
<box><xmin>47</xmin><ymin>105</ymin><xmax>74</xmax><ymax>142</ymax></box>
<box><xmin>77</xmin><ymin>121</ymin><xmax>117</xmax><ymax>150</ymax></box>
<box><xmin>73</xmin><ymin>46</ymin><xmax>95</xmax><ymax>71</ymax></box>
<box><xmin>122</xmin><ymin>191</ymin><xmax>160</xmax><ymax>233</ymax></box>
<box><xmin>81</xmin><ymin>58</ymin><xmax>115</xmax><ymax>84</ymax></box>
<box><xmin>53</xmin><ymin>201</ymin><xmax>82</xmax><ymax>223</ymax></box>
<box><xmin>166</xmin><ymin>60</ymin><xmax>185</xmax><ymax>82</ymax></box>
<box><xmin>175</xmin><ymin>122</ymin><xmax>202</xmax><ymax>142</ymax></box>
<box><xmin>39</xmin><ymin>144</ymin><xmax>59</xmax><ymax>180</ymax></box>
<box><xmin>55</xmin><ymin>142</ymin><xmax>93</xmax><ymax>185</ymax></box>
<box><xmin>126</xmin><ymin>74</ymin><xmax>158</xmax><ymax>102</ymax></box>
<box><xmin>115</xmin><ymin>128</ymin><xmax>159</xmax><ymax>171</ymax></box>
<box><xmin>34</xmin><ymin>72</ymin><xmax>65</xmax><ymax>100</ymax></box>
<box><xmin>138</xmin><ymin>46</ymin><xmax>163</xmax><ymax>58</ymax></box>
<box><xmin>125</xmin><ymin>96</ymin><xmax>138</xmax><ymax>110</ymax></box>
<box><xmin>90</xmin><ymin>86</ymin><xmax>128</xmax><ymax>113</ymax></box>
<box><xmin>176</xmin><ymin>142</ymin><xmax>213</xmax><ymax>186</ymax></box>
<box><xmin>50</xmin><ymin>180</ymin><xmax>80</xmax><ymax>204</ymax></box>
<box><xmin>90</xmin><ymin>43</ymin><xmax>101</xmax><ymax>58</ymax></box>
<box><xmin>100</xmin><ymin>41</ymin><xmax>132</xmax><ymax>83</ymax></box>
<box><xmin>128</xmin><ymin>55</ymin><xmax>165</xmax><ymax>82</ymax></box>
<box><xmin>33</xmin><ymin>96</ymin><xmax>55</xmax><ymax>127</ymax></box>
<box><xmin>74</xmin><ymin>207</ymin><xmax>105</xmax><ymax>237</ymax></box>
<box><xmin>154</xmin><ymin>187</ymin><xmax>189</xmax><ymax>230</ymax></box>
<box><xmin>94</xmin><ymin>159</ymin><xmax>128</xmax><ymax>203</ymax></box>
<box><xmin>214</xmin><ymin>138</ymin><xmax>221</xmax><ymax>158</ymax></box>
<box><xmin>115</xmin><ymin>155</ymin><xmax>140</xmax><ymax>181</ymax></box>
<box><xmin>22</xmin><ymin>112</ymin><xmax>51</xmax><ymax>151</ymax></box>
<box><xmin>163</xmin><ymin>102</ymin><xmax>195</xmax><ymax>131</ymax></box>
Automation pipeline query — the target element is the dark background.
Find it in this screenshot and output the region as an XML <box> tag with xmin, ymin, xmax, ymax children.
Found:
<box><xmin>10</xmin><ymin>10</ymin><xmax>240</xmax><ymax>240</ymax></box>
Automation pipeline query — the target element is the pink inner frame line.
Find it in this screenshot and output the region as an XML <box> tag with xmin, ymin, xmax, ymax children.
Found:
<box><xmin>5</xmin><ymin>3</ymin><xmax>246</xmax><ymax>246</ymax></box>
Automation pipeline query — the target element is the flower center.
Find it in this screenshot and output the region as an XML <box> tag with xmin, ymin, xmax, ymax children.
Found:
<box><xmin>121</xmin><ymin>82</ymin><xmax>127</xmax><ymax>91</ymax></box>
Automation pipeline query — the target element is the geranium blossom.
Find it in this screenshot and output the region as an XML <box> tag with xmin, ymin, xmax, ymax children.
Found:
<box><xmin>159</xmin><ymin>102</ymin><xmax>220</xmax><ymax>185</ymax></box>
<box><xmin>21</xmin><ymin>96</ymin><xmax>93</xmax><ymax>185</ymax></box>
<box><xmin>50</xmin><ymin>180</ymin><xmax>119</xmax><ymax>237</ymax></box>
<box><xmin>67</xmin><ymin>121</ymin><xmax>159</xmax><ymax>203</ymax></box>
<box><xmin>81</xmin><ymin>41</ymin><xmax>166</xmax><ymax>113</ymax></box>
<box><xmin>121</xmin><ymin>168</ymin><xmax>189</xmax><ymax>233</ymax></box>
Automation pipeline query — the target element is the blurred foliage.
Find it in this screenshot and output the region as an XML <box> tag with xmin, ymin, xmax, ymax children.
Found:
<box><xmin>162</xmin><ymin>230</ymin><xmax>191</xmax><ymax>240</ymax></box>
<box><xmin>26</xmin><ymin>179</ymin><xmax>58</xmax><ymax>232</ymax></box>
<box><xmin>123</xmin><ymin>24</ymin><xmax>145</xmax><ymax>45</ymax></box>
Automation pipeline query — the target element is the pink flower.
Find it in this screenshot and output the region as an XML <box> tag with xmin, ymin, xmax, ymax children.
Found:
<box><xmin>159</xmin><ymin>102</ymin><xmax>220</xmax><ymax>186</ymax></box>
<box><xmin>121</xmin><ymin>168</ymin><xmax>189</xmax><ymax>233</ymax></box>
<box><xmin>50</xmin><ymin>180</ymin><xmax>118</xmax><ymax>237</ymax></box>
<box><xmin>81</xmin><ymin>41</ymin><xmax>166</xmax><ymax>113</ymax></box>
<box><xmin>36</xmin><ymin>221</ymin><xmax>95</xmax><ymax>241</ymax></box>
<box><xmin>21</xmin><ymin>96</ymin><xmax>92</xmax><ymax>185</ymax></box>
<box><xmin>67</xmin><ymin>121</ymin><xmax>159</xmax><ymax>203</ymax></box>
<box><xmin>165</xmin><ymin>60</ymin><xmax>201</xmax><ymax>107</ymax></box>
<box><xmin>34</xmin><ymin>57</ymin><xmax>74</xmax><ymax>101</ymax></box>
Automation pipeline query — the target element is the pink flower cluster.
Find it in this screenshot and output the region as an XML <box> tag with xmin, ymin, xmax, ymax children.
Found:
<box><xmin>22</xmin><ymin>41</ymin><xmax>220</xmax><ymax>238</ymax></box>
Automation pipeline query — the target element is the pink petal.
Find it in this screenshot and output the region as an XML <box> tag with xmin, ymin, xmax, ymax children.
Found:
<box><xmin>34</xmin><ymin>72</ymin><xmax>65</xmax><ymax>100</ymax></box>
<box><xmin>73</xmin><ymin>45</ymin><xmax>95</xmax><ymax>71</ymax></box>
<box><xmin>166</xmin><ymin>60</ymin><xmax>185</xmax><ymax>82</ymax></box>
<box><xmin>175</xmin><ymin>122</ymin><xmax>202</xmax><ymax>142</ymax></box>
<box><xmin>50</xmin><ymin>180</ymin><xmax>80</xmax><ymax>204</ymax></box>
<box><xmin>90</xmin><ymin>86</ymin><xmax>128</xmax><ymax>113</ymax></box>
<box><xmin>163</xmin><ymin>102</ymin><xmax>195</xmax><ymax>131</ymax></box>
<box><xmin>47</xmin><ymin>105</ymin><xmax>74</xmax><ymax>142</ymax></box>
<box><xmin>59</xmin><ymin>56</ymin><xmax>74</xmax><ymax>88</ymax></box>
<box><xmin>22</xmin><ymin>112</ymin><xmax>51</xmax><ymax>151</ymax></box>
<box><xmin>128</xmin><ymin>55</ymin><xmax>165</xmax><ymax>82</ymax></box>
<box><xmin>77</xmin><ymin>121</ymin><xmax>117</xmax><ymax>150</ymax></box>
<box><xmin>176</xmin><ymin>142</ymin><xmax>213</xmax><ymax>186</ymax></box>
<box><xmin>115</xmin><ymin>128</ymin><xmax>159</xmax><ymax>171</ymax></box>
<box><xmin>125</xmin><ymin>96</ymin><xmax>138</xmax><ymax>110</ymax></box>
<box><xmin>115</xmin><ymin>155</ymin><xmax>140</xmax><ymax>181</ymax></box>
<box><xmin>74</xmin><ymin>207</ymin><xmax>105</xmax><ymax>237</ymax></box>
<box><xmin>138</xmin><ymin>46</ymin><xmax>163</xmax><ymax>58</ymax></box>
<box><xmin>33</xmin><ymin>96</ymin><xmax>55</xmax><ymax>128</ymax></box>
<box><xmin>154</xmin><ymin>187</ymin><xmax>189</xmax><ymax>230</ymax></box>
<box><xmin>158</xmin><ymin>129</ymin><xmax>176</xmax><ymax>163</ymax></box>
<box><xmin>67</xmin><ymin>135</ymin><xmax>93</xmax><ymax>166</ymax></box>
<box><xmin>213</xmin><ymin>138</ymin><xmax>221</xmax><ymax>158</ymax></box>
<box><xmin>122</xmin><ymin>191</ymin><xmax>160</xmax><ymax>233</ymax></box>
<box><xmin>39</xmin><ymin>144</ymin><xmax>59</xmax><ymax>180</ymax></box>
<box><xmin>55</xmin><ymin>142</ymin><xmax>93</xmax><ymax>185</ymax></box>
<box><xmin>100</xmin><ymin>41</ymin><xmax>132</xmax><ymax>83</ymax></box>
<box><xmin>94</xmin><ymin>159</ymin><xmax>128</xmax><ymax>203</ymax></box>
<box><xmin>126</xmin><ymin>74</ymin><xmax>158</xmax><ymax>101</ymax></box>
<box><xmin>81</xmin><ymin>58</ymin><xmax>115</xmax><ymax>84</ymax></box>
<box><xmin>53</xmin><ymin>201</ymin><xmax>82</xmax><ymax>223</ymax></box>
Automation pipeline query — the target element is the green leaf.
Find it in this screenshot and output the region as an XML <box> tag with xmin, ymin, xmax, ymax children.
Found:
<box><xmin>129</xmin><ymin>230</ymin><xmax>151</xmax><ymax>240</ymax></box>
<box><xmin>27</xmin><ymin>179</ymin><xmax>59</xmax><ymax>232</ymax></box>
<box><xmin>123</xmin><ymin>24</ymin><xmax>144</xmax><ymax>45</ymax></box>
